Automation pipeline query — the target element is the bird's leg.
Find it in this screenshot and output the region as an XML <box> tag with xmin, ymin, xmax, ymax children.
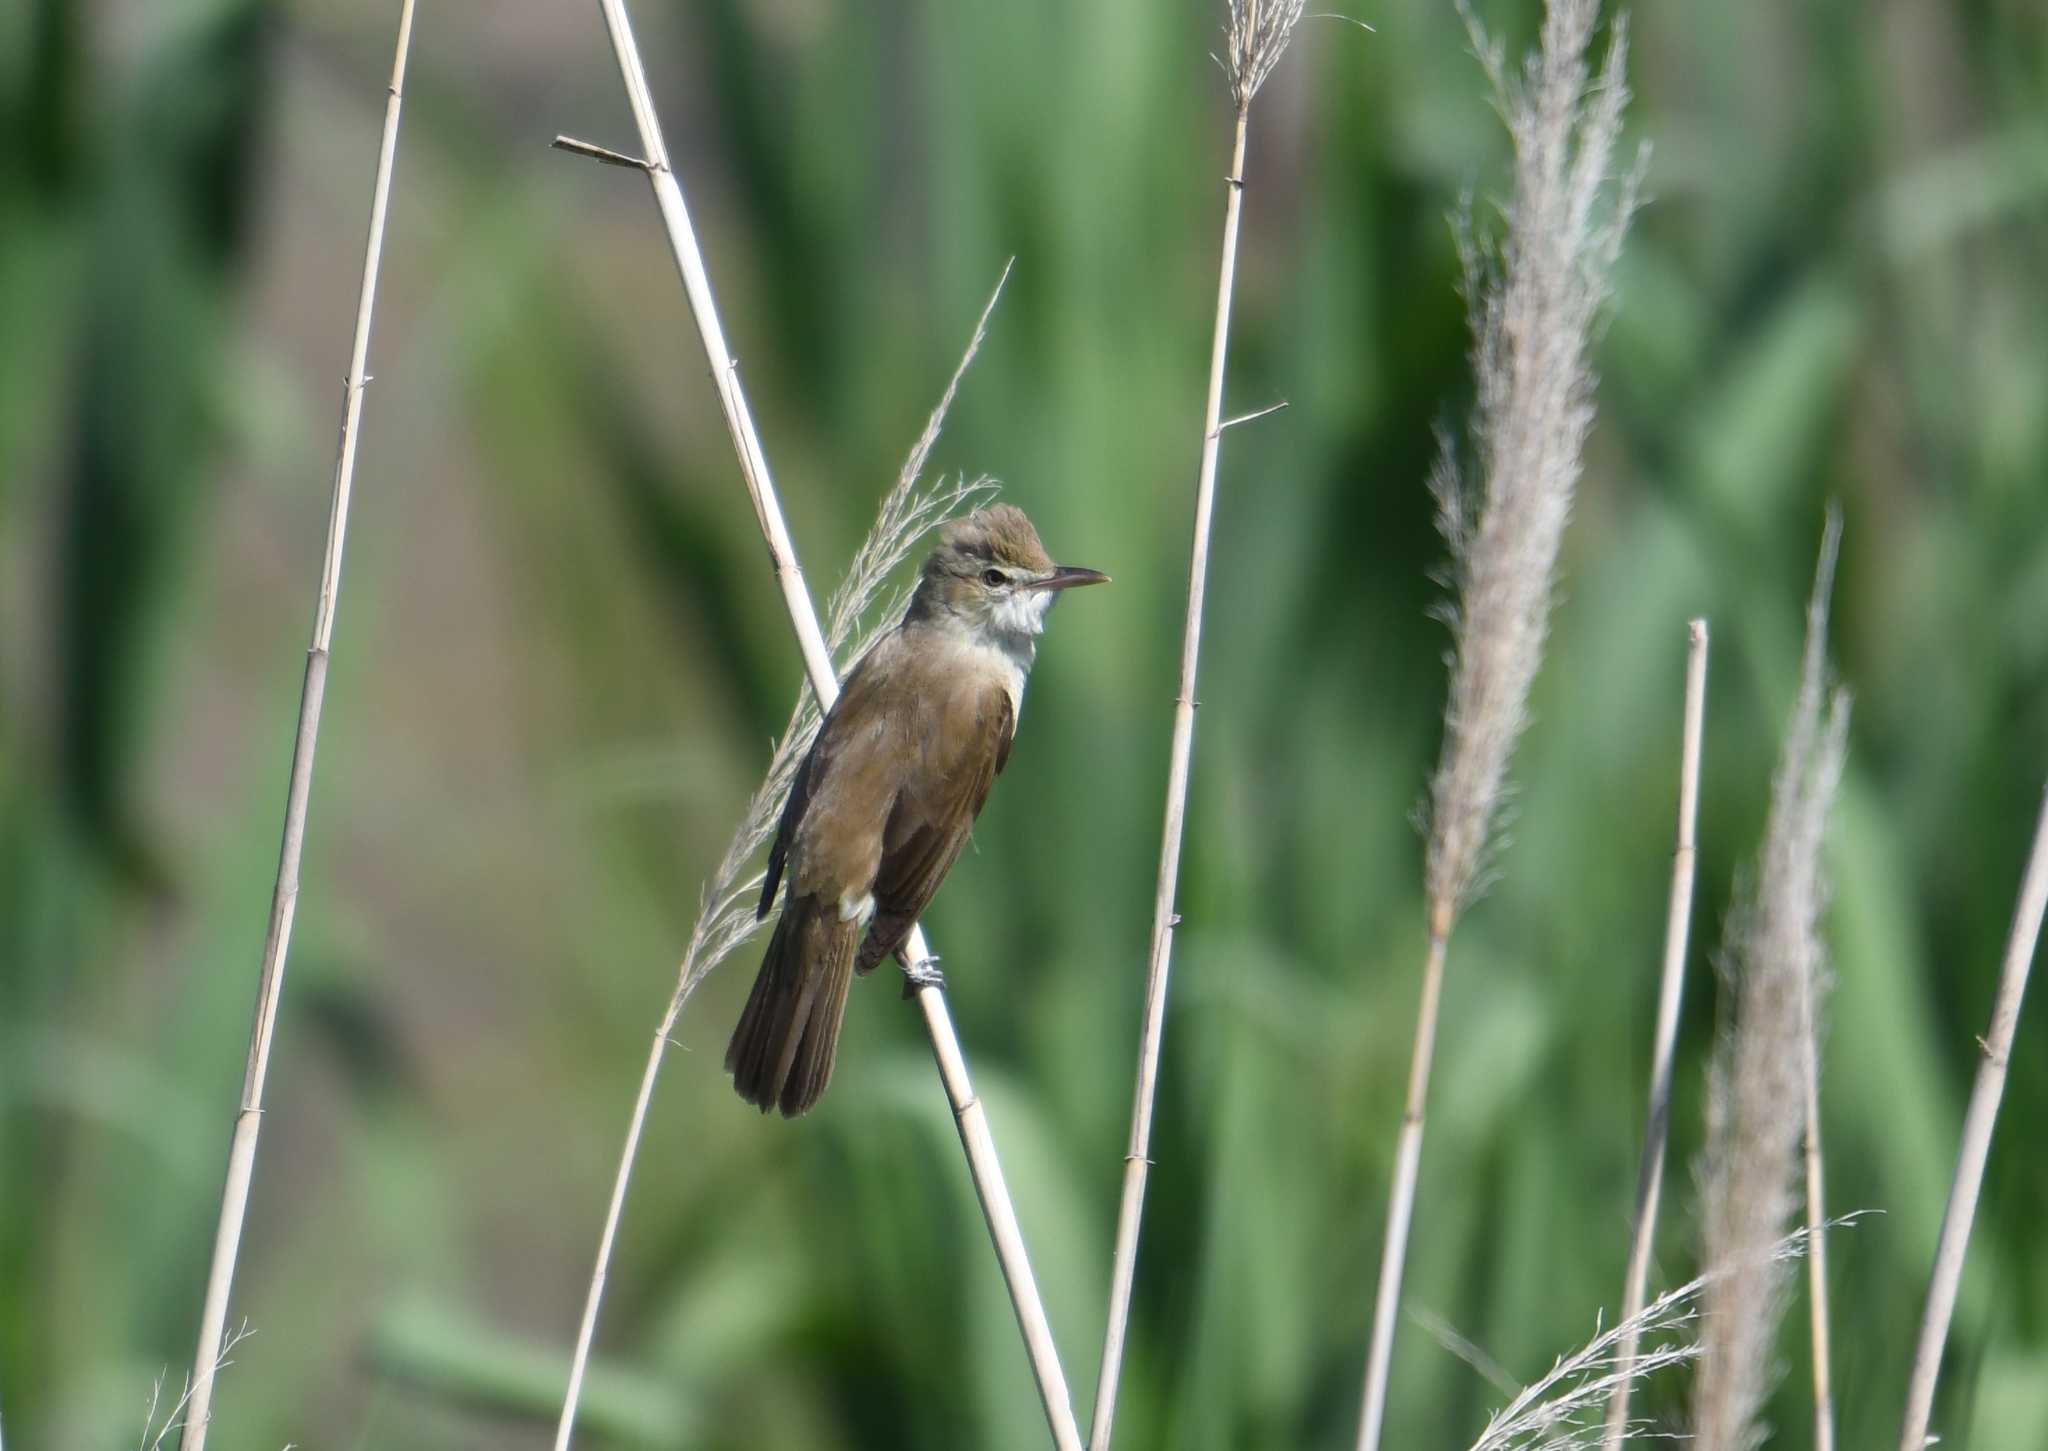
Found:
<box><xmin>899</xmin><ymin>948</ymin><xmax>945</xmax><ymax>998</ymax></box>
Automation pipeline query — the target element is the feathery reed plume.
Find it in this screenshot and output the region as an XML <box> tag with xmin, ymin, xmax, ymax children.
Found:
<box><xmin>1692</xmin><ymin>517</ymin><xmax>1849</xmax><ymax>1451</ymax></box>
<box><xmin>1424</xmin><ymin>0</ymin><xmax>1639</xmax><ymax>925</ymax></box>
<box><xmin>1467</xmin><ymin>1280</ymin><xmax>1701</xmax><ymax>1451</ymax></box>
<box><xmin>1898</xmin><ymin>787</ymin><xmax>2048</xmax><ymax>1450</ymax></box>
<box><xmin>1089</xmin><ymin>7</ymin><xmax>1302</xmax><ymax>1449</ymax></box>
<box><xmin>1601</xmin><ymin>620</ymin><xmax>1709</xmax><ymax>1449</ymax></box>
<box><xmin>176</xmin><ymin>6</ymin><xmax>417</xmax><ymax>1445</ymax></box>
<box><xmin>827</xmin><ymin>261</ymin><xmax>1012</xmax><ymax>649</ymax></box>
<box><xmin>1225</xmin><ymin>0</ymin><xmax>1307</xmax><ymax>108</ymax></box>
<box><xmin>1465</xmin><ymin>1226</ymin><xmax>1841</xmax><ymax>1451</ymax></box>
<box><xmin>550</xmin><ymin>271</ymin><xmax>1003</xmax><ymax>1451</ymax></box>
<box><xmin>1355</xmin><ymin>5</ymin><xmax>1638</xmax><ymax>1448</ymax></box>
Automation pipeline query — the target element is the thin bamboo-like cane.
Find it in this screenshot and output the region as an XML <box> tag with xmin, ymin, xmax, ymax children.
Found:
<box><xmin>552</xmin><ymin>1014</ymin><xmax>670</xmax><ymax>1451</ymax></box>
<box><xmin>1897</xmin><ymin>787</ymin><xmax>2048</xmax><ymax>1450</ymax></box>
<box><xmin>176</xmin><ymin>5</ymin><xmax>417</xmax><ymax>1445</ymax></box>
<box><xmin>1356</xmin><ymin>925</ymin><xmax>1449</xmax><ymax>1451</ymax></box>
<box><xmin>560</xmin><ymin>6</ymin><xmax>1081</xmax><ymax>1449</ymax></box>
<box><xmin>1087</xmin><ymin>105</ymin><xmax>1251</xmax><ymax>1451</ymax></box>
<box><xmin>1600</xmin><ymin>619</ymin><xmax>1709</xmax><ymax>1449</ymax></box>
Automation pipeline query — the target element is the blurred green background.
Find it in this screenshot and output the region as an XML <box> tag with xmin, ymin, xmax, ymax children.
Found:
<box><xmin>5</xmin><ymin>0</ymin><xmax>2048</xmax><ymax>1446</ymax></box>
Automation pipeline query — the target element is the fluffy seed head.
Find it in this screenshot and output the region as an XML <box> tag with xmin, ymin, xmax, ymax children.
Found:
<box><xmin>1691</xmin><ymin>515</ymin><xmax>1850</xmax><ymax>1451</ymax></box>
<box><xmin>1225</xmin><ymin>0</ymin><xmax>1308</xmax><ymax>109</ymax></box>
<box><xmin>1422</xmin><ymin>0</ymin><xmax>1642</xmax><ymax>932</ymax></box>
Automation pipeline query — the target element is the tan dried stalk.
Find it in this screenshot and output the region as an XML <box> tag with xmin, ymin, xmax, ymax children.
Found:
<box><xmin>1801</xmin><ymin>946</ymin><xmax>1836</xmax><ymax>1451</ymax></box>
<box><xmin>1355</xmin><ymin>4</ymin><xmax>1638</xmax><ymax>1447</ymax></box>
<box><xmin>557</xmin><ymin>6</ymin><xmax>1083</xmax><ymax>1445</ymax></box>
<box><xmin>1088</xmin><ymin>4</ymin><xmax>1302</xmax><ymax>1449</ymax></box>
<box><xmin>175</xmin><ymin>5</ymin><xmax>417</xmax><ymax>1445</ymax></box>
<box><xmin>1692</xmin><ymin>518</ymin><xmax>1849</xmax><ymax>1451</ymax></box>
<box><xmin>549</xmin><ymin>268</ymin><xmax>1002</xmax><ymax>1449</ymax></box>
<box><xmin>1600</xmin><ymin>619</ymin><xmax>1709</xmax><ymax>1450</ymax></box>
<box><xmin>1897</xmin><ymin>787</ymin><xmax>2048</xmax><ymax>1449</ymax></box>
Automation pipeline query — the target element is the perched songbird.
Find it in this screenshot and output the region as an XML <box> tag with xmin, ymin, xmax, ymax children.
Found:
<box><xmin>726</xmin><ymin>504</ymin><xmax>1108</xmax><ymax>1116</ymax></box>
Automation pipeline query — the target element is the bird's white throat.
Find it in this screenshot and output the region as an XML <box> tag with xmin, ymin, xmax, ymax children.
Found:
<box><xmin>932</xmin><ymin>592</ymin><xmax>1048</xmax><ymax>724</ymax></box>
<box><xmin>989</xmin><ymin>586</ymin><xmax>1056</xmax><ymax>643</ymax></box>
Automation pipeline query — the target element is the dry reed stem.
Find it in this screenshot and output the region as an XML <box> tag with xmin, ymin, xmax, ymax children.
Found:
<box><xmin>563</xmin><ymin>6</ymin><xmax>1082</xmax><ymax>1445</ymax></box>
<box><xmin>1600</xmin><ymin>619</ymin><xmax>1709</xmax><ymax>1450</ymax></box>
<box><xmin>1801</xmin><ymin>952</ymin><xmax>1835</xmax><ymax>1451</ymax></box>
<box><xmin>1692</xmin><ymin>518</ymin><xmax>1849</xmax><ymax>1451</ymax></box>
<box><xmin>1089</xmin><ymin>7</ymin><xmax>1302</xmax><ymax>1447</ymax></box>
<box><xmin>1356</xmin><ymin>4</ymin><xmax>1636</xmax><ymax>1447</ymax></box>
<box><xmin>1897</xmin><ymin>787</ymin><xmax>2048</xmax><ymax>1450</ymax></box>
<box><xmin>176</xmin><ymin>5</ymin><xmax>417</xmax><ymax>1444</ymax></box>
<box><xmin>1356</xmin><ymin>928</ymin><xmax>1447</xmax><ymax>1451</ymax></box>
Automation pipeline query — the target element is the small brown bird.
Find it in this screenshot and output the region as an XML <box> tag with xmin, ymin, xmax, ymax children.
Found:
<box><xmin>726</xmin><ymin>504</ymin><xmax>1108</xmax><ymax>1116</ymax></box>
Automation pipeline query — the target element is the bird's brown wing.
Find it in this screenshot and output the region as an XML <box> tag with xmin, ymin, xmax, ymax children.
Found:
<box><xmin>856</xmin><ymin>679</ymin><xmax>1014</xmax><ymax>972</ymax></box>
<box><xmin>759</xmin><ymin>728</ymin><xmax>820</xmax><ymax>919</ymax></box>
<box><xmin>760</xmin><ymin>643</ymin><xmax>899</xmax><ymax>919</ymax></box>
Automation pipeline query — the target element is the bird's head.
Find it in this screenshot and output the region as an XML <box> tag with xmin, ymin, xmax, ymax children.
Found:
<box><xmin>909</xmin><ymin>503</ymin><xmax>1109</xmax><ymax>642</ymax></box>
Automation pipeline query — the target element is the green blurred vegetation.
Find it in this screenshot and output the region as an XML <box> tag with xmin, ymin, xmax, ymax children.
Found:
<box><xmin>4</xmin><ymin>0</ymin><xmax>2048</xmax><ymax>1447</ymax></box>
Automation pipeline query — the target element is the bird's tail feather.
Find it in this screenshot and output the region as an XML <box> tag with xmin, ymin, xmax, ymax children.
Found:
<box><xmin>726</xmin><ymin>899</ymin><xmax>857</xmax><ymax>1117</ymax></box>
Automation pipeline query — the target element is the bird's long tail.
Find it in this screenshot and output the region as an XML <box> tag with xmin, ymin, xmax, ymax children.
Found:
<box><xmin>726</xmin><ymin>897</ymin><xmax>857</xmax><ymax>1117</ymax></box>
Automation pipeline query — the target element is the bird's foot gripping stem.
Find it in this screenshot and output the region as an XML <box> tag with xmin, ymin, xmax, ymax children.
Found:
<box><xmin>900</xmin><ymin>952</ymin><xmax>945</xmax><ymax>998</ymax></box>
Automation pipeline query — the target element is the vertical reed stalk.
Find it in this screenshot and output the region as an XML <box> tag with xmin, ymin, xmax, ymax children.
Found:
<box><xmin>1354</xmin><ymin>4</ymin><xmax>1635</xmax><ymax>1447</ymax></box>
<box><xmin>1599</xmin><ymin>619</ymin><xmax>1709</xmax><ymax>1450</ymax></box>
<box><xmin>1356</xmin><ymin>926</ymin><xmax>1448</xmax><ymax>1451</ymax></box>
<box><xmin>1089</xmin><ymin>10</ymin><xmax>1302</xmax><ymax>1446</ymax></box>
<box><xmin>558</xmin><ymin>6</ymin><xmax>1080</xmax><ymax>1448</ymax></box>
<box><xmin>1897</xmin><ymin>788</ymin><xmax>2048</xmax><ymax>1450</ymax></box>
<box><xmin>176</xmin><ymin>4</ymin><xmax>417</xmax><ymax>1445</ymax></box>
<box><xmin>1089</xmin><ymin>108</ymin><xmax>1241</xmax><ymax>1443</ymax></box>
<box><xmin>1801</xmin><ymin>980</ymin><xmax>1835</xmax><ymax>1451</ymax></box>
<box><xmin>552</xmin><ymin>1016</ymin><xmax>668</xmax><ymax>1451</ymax></box>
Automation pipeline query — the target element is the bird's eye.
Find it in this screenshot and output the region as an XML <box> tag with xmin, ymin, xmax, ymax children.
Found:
<box><xmin>982</xmin><ymin>568</ymin><xmax>1006</xmax><ymax>588</ymax></box>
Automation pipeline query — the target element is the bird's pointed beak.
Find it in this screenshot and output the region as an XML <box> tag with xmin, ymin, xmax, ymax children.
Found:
<box><xmin>1030</xmin><ymin>565</ymin><xmax>1111</xmax><ymax>592</ymax></box>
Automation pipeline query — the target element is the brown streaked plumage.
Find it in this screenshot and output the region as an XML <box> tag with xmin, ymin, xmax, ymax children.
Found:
<box><xmin>727</xmin><ymin>504</ymin><xmax>1108</xmax><ymax>1116</ymax></box>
